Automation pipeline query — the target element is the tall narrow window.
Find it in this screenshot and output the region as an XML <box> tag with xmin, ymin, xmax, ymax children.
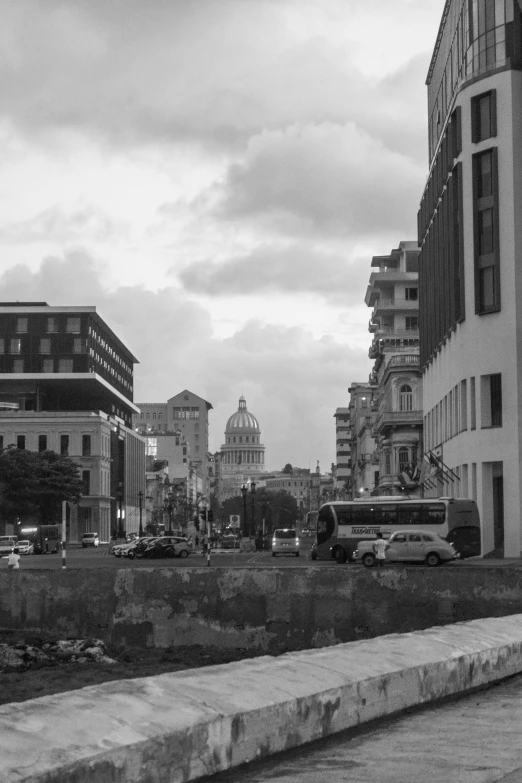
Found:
<box><xmin>399</xmin><ymin>385</ymin><xmax>413</xmax><ymax>412</ymax></box>
<box><xmin>60</xmin><ymin>435</ymin><xmax>69</xmax><ymax>456</ymax></box>
<box><xmin>480</xmin><ymin>373</ymin><xmax>502</xmax><ymax>428</ymax></box>
<box><xmin>16</xmin><ymin>318</ymin><xmax>28</xmax><ymax>333</ymax></box>
<box><xmin>470</xmin><ymin>377</ymin><xmax>476</xmax><ymax>430</ymax></box>
<box><xmin>39</xmin><ymin>338</ymin><xmax>51</xmax><ymax>354</ymax></box>
<box><xmin>474</xmin><ymin>148</ymin><xmax>500</xmax><ymax>313</ymax></box>
<box><xmin>398</xmin><ymin>447</ymin><xmax>409</xmax><ymax>473</ymax></box>
<box><xmin>82</xmin><ymin>434</ymin><xmax>91</xmax><ymax>456</ymax></box>
<box><xmin>82</xmin><ymin>470</ymin><xmax>91</xmax><ymax>495</ymax></box>
<box><xmin>16</xmin><ymin>435</ymin><xmax>25</xmax><ymax>449</ymax></box>
<box><xmin>38</xmin><ymin>435</ymin><xmax>47</xmax><ymax>452</ymax></box>
<box><xmin>9</xmin><ymin>338</ymin><xmax>21</xmax><ymax>354</ymax></box>
<box><xmin>47</xmin><ymin>317</ymin><xmax>58</xmax><ymax>333</ymax></box>
<box><xmin>471</xmin><ymin>90</ymin><xmax>497</xmax><ymax>143</ymax></box>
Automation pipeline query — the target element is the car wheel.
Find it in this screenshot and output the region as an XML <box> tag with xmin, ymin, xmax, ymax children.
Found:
<box><xmin>179</xmin><ymin>549</ymin><xmax>189</xmax><ymax>558</ymax></box>
<box><xmin>362</xmin><ymin>553</ymin><xmax>375</xmax><ymax>568</ymax></box>
<box><xmin>426</xmin><ymin>552</ymin><xmax>440</xmax><ymax>567</ymax></box>
<box><xmin>127</xmin><ymin>550</ymin><xmax>136</xmax><ymax>560</ymax></box>
<box><xmin>333</xmin><ymin>546</ymin><xmax>348</xmax><ymax>564</ymax></box>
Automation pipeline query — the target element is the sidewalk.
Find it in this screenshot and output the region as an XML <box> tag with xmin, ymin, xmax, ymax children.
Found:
<box><xmin>3</xmin><ymin>614</ymin><xmax>522</xmax><ymax>782</ymax></box>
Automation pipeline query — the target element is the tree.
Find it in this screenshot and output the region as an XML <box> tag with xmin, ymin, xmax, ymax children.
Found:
<box><xmin>282</xmin><ymin>463</ymin><xmax>293</xmax><ymax>474</ymax></box>
<box><xmin>0</xmin><ymin>447</ymin><xmax>84</xmax><ymax>525</ymax></box>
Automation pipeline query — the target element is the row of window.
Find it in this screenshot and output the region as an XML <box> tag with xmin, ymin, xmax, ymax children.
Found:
<box><xmin>0</xmin><ymin>433</ymin><xmax>92</xmax><ymax>456</ymax></box>
<box><xmin>10</xmin><ymin>316</ymin><xmax>81</xmax><ymax>334</ymax></box>
<box><xmin>225</xmin><ymin>435</ymin><xmax>260</xmax><ymax>444</ymax></box>
<box><xmin>428</xmin><ymin>0</ymin><xmax>516</xmax><ymax>159</ymax></box>
<box><xmin>424</xmin><ymin>373</ymin><xmax>502</xmax><ymax>451</ymax></box>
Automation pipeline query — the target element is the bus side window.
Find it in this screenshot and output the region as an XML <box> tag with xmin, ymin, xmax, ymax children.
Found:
<box><xmin>374</xmin><ymin>505</ymin><xmax>397</xmax><ymax>525</ymax></box>
<box><xmin>352</xmin><ymin>504</ymin><xmax>374</xmax><ymax>525</ymax></box>
<box><xmin>424</xmin><ymin>504</ymin><xmax>445</xmax><ymax>525</ymax></box>
<box><xmin>336</xmin><ymin>508</ymin><xmax>352</xmax><ymax>525</ymax></box>
<box><xmin>398</xmin><ymin>504</ymin><xmax>422</xmax><ymax>526</ymax></box>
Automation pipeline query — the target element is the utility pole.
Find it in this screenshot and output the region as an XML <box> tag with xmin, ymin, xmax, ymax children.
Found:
<box><xmin>138</xmin><ymin>491</ymin><xmax>143</xmax><ymax>537</ymax></box>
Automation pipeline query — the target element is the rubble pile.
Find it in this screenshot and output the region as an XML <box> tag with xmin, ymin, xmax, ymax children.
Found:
<box><xmin>0</xmin><ymin>638</ymin><xmax>117</xmax><ymax>671</ymax></box>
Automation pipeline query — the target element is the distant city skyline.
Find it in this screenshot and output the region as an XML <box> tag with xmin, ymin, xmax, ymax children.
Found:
<box><xmin>0</xmin><ymin>0</ymin><xmax>445</xmax><ymax>471</ymax></box>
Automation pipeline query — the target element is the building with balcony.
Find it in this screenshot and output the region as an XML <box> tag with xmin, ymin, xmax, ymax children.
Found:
<box><xmin>418</xmin><ymin>0</ymin><xmax>522</xmax><ymax>556</ymax></box>
<box><xmin>364</xmin><ymin>243</ymin><xmax>423</xmax><ymax>494</ymax></box>
<box><xmin>0</xmin><ymin>303</ymin><xmax>145</xmax><ymax>542</ymax></box>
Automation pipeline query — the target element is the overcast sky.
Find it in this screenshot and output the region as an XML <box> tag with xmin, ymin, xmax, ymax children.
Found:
<box><xmin>0</xmin><ymin>0</ymin><xmax>443</xmax><ymax>472</ymax></box>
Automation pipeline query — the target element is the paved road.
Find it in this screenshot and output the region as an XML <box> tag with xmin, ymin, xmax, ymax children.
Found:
<box><xmin>7</xmin><ymin>544</ymin><xmax>522</xmax><ymax>570</ymax></box>
<box><xmin>200</xmin><ymin>674</ymin><xmax>522</xmax><ymax>783</ymax></box>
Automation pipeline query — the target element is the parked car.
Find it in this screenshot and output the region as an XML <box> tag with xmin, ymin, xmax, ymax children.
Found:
<box><xmin>141</xmin><ymin>536</ymin><xmax>192</xmax><ymax>559</ymax></box>
<box><xmin>110</xmin><ymin>537</ymin><xmax>152</xmax><ymax>557</ymax></box>
<box><xmin>355</xmin><ymin>530</ymin><xmax>459</xmax><ymax>567</ymax></box>
<box><xmin>0</xmin><ymin>536</ymin><xmax>18</xmax><ymax>556</ymax></box>
<box><xmin>126</xmin><ymin>537</ymin><xmax>160</xmax><ymax>559</ymax></box>
<box><xmin>272</xmin><ymin>528</ymin><xmax>300</xmax><ymax>557</ymax></box>
<box><xmin>16</xmin><ymin>540</ymin><xmax>34</xmax><ymax>555</ymax></box>
<box><xmin>81</xmin><ymin>532</ymin><xmax>100</xmax><ymax>548</ymax></box>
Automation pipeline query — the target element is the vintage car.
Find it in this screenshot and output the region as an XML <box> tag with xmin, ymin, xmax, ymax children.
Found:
<box><xmin>354</xmin><ymin>530</ymin><xmax>459</xmax><ymax>567</ymax></box>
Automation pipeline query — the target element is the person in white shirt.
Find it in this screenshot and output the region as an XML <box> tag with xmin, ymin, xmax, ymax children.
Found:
<box><xmin>372</xmin><ymin>533</ymin><xmax>389</xmax><ymax>567</ymax></box>
<box><xmin>7</xmin><ymin>548</ymin><xmax>21</xmax><ymax>570</ymax></box>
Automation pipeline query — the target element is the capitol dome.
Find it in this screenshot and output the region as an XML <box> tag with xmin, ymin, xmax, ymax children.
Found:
<box><xmin>225</xmin><ymin>396</ymin><xmax>260</xmax><ymax>433</ymax></box>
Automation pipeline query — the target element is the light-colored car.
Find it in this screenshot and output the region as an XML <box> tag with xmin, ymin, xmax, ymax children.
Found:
<box><xmin>81</xmin><ymin>532</ymin><xmax>100</xmax><ymax>548</ymax></box>
<box><xmin>16</xmin><ymin>540</ymin><xmax>34</xmax><ymax>555</ymax></box>
<box><xmin>0</xmin><ymin>536</ymin><xmax>18</xmax><ymax>556</ymax></box>
<box><xmin>272</xmin><ymin>528</ymin><xmax>300</xmax><ymax>557</ymax></box>
<box><xmin>111</xmin><ymin>536</ymin><xmax>156</xmax><ymax>557</ymax></box>
<box><xmin>355</xmin><ymin>530</ymin><xmax>459</xmax><ymax>567</ymax></box>
<box><xmin>142</xmin><ymin>536</ymin><xmax>192</xmax><ymax>559</ymax></box>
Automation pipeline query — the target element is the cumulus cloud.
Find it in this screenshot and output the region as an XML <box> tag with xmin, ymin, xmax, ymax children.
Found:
<box><xmin>178</xmin><ymin>242</ymin><xmax>369</xmax><ymax>305</ymax></box>
<box><xmin>211</xmin><ymin>122</ymin><xmax>423</xmax><ymax>239</ymax></box>
<box><xmin>0</xmin><ymin>252</ymin><xmax>370</xmax><ymax>469</ymax></box>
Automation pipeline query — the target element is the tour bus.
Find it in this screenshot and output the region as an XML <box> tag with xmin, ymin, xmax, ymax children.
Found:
<box><xmin>310</xmin><ymin>497</ymin><xmax>481</xmax><ymax>563</ymax></box>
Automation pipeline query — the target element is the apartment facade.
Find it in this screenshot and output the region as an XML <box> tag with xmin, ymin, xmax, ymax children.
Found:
<box><xmin>419</xmin><ymin>0</ymin><xmax>522</xmax><ymax>555</ymax></box>
<box><xmin>347</xmin><ymin>382</ymin><xmax>378</xmax><ymax>497</ymax></box>
<box><xmin>0</xmin><ymin>303</ymin><xmax>145</xmax><ymax>541</ymax></box>
<box><xmin>133</xmin><ymin>389</ymin><xmax>212</xmax><ymax>498</ymax></box>
<box><xmin>365</xmin><ymin>242</ymin><xmax>423</xmax><ymax>494</ymax></box>
<box><xmin>334</xmin><ymin>408</ymin><xmax>351</xmax><ymax>498</ymax></box>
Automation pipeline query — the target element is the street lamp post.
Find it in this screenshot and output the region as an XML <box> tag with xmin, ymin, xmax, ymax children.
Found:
<box><xmin>138</xmin><ymin>491</ymin><xmax>144</xmax><ymax>537</ymax></box>
<box><xmin>250</xmin><ymin>481</ymin><xmax>256</xmax><ymax>538</ymax></box>
<box><xmin>167</xmin><ymin>492</ymin><xmax>173</xmax><ymax>535</ymax></box>
<box><xmin>241</xmin><ymin>484</ymin><xmax>248</xmax><ymax>539</ymax></box>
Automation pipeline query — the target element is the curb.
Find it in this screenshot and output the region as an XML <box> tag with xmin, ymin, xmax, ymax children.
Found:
<box><xmin>3</xmin><ymin>614</ymin><xmax>522</xmax><ymax>782</ymax></box>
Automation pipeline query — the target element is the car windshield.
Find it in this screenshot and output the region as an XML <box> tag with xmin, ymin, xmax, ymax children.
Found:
<box><xmin>274</xmin><ymin>530</ymin><xmax>296</xmax><ymax>539</ymax></box>
<box><xmin>18</xmin><ymin>541</ymin><xmax>29</xmax><ymax>546</ymax></box>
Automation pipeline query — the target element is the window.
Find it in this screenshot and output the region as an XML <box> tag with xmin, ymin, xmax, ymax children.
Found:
<box><xmin>73</xmin><ymin>338</ymin><xmax>86</xmax><ymax>354</ymax></box>
<box><xmin>16</xmin><ymin>318</ymin><xmax>28</xmax><ymax>333</ymax></box>
<box><xmin>39</xmin><ymin>338</ymin><xmax>51</xmax><ymax>354</ymax></box>
<box><xmin>471</xmin><ymin>90</ymin><xmax>497</xmax><ymax>143</ymax></box>
<box><xmin>399</xmin><ymin>385</ymin><xmax>413</xmax><ymax>411</ymax></box>
<box><xmin>9</xmin><ymin>338</ymin><xmax>21</xmax><ymax>354</ymax></box>
<box><xmin>0</xmin><ymin>435</ymin><xmax>3</xmax><ymax>450</ymax></box>
<box><xmin>13</xmin><ymin>359</ymin><xmax>24</xmax><ymax>372</ymax></box>
<box><xmin>481</xmin><ymin>373</ymin><xmax>502</xmax><ymax>428</ymax></box>
<box><xmin>60</xmin><ymin>435</ymin><xmax>69</xmax><ymax>456</ymax></box>
<box><xmin>38</xmin><ymin>435</ymin><xmax>47</xmax><ymax>452</ymax></box>
<box><xmin>470</xmin><ymin>376</ymin><xmax>476</xmax><ymax>430</ymax></box>
<box><xmin>47</xmin><ymin>318</ymin><xmax>58</xmax><ymax>333</ymax></box>
<box><xmin>66</xmin><ymin>317</ymin><xmax>81</xmax><ymax>333</ymax></box>
<box><xmin>82</xmin><ymin>470</ymin><xmax>91</xmax><ymax>495</ymax></box>
<box><xmin>473</xmin><ymin>149</ymin><xmax>500</xmax><ymax>313</ymax></box>
<box><xmin>82</xmin><ymin>435</ymin><xmax>91</xmax><ymax>456</ymax></box>
<box><xmin>405</xmin><ymin>288</ymin><xmax>418</xmax><ymax>301</ymax></box>
<box><xmin>42</xmin><ymin>359</ymin><xmax>54</xmax><ymax>373</ymax></box>
<box><xmin>0</xmin><ymin>339</ymin><xmax>4</xmax><ymax>353</ymax></box>
<box><xmin>17</xmin><ymin>435</ymin><xmax>25</xmax><ymax>449</ymax></box>
<box><xmin>59</xmin><ymin>359</ymin><xmax>73</xmax><ymax>372</ymax></box>
<box><xmin>397</xmin><ymin>448</ymin><xmax>410</xmax><ymax>475</ymax></box>
<box><xmin>405</xmin><ymin>316</ymin><xmax>418</xmax><ymax>331</ymax></box>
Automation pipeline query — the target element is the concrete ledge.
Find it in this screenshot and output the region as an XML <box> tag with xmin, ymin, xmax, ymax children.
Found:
<box><xmin>3</xmin><ymin>614</ymin><xmax>522</xmax><ymax>783</ymax></box>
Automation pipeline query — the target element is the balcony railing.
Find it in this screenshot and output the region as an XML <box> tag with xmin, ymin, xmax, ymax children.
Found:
<box><xmin>385</xmin><ymin>354</ymin><xmax>420</xmax><ymax>368</ymax></box>
<box><xmin>373</xmin><ymin>409</ymin><xmax>423</xmax><ymax>432</ymax></box>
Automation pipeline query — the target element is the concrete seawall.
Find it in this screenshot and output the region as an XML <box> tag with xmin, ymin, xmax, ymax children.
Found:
<box><xmin>3</xmin><ymin>614</ymin><xmax>522</xmax><ymax>783</ymax></box>
<box><xmin>2</xmin><ymin>566</ymin><xmax>522</xmax><ymax>652</ymax></box>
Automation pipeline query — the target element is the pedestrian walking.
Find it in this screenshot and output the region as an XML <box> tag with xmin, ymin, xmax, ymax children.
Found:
<box><xmin>372</xmin><ymin>533</ymin><xmax>389</xmax><ymax>567</ymax></box>
<box><xmin>7</xmin><ymin>547</ymin><xmax>21</xmax><ymax>570</ymax></box>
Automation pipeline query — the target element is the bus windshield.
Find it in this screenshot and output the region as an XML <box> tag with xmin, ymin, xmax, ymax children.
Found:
<box><xmin>313</xmin><ymin>498</ymin><xmax>480</xmax><ymax>563</ymax></box>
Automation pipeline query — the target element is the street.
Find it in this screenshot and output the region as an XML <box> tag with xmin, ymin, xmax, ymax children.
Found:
<box><xmin>198</xmin><ymin>674</ymin><xmax>522</xmax><ymax>783</ymax></box>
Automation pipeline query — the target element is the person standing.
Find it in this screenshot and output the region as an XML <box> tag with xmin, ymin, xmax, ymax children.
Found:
<box><xmin>7</xmin><ymin>547</ymin><xmax>21</xmax><ymax>570</ymax></box>
<box><xmin>372</xmin><ymin>533</ymin><xmax>389</xmax><ymax>567</ymax></box>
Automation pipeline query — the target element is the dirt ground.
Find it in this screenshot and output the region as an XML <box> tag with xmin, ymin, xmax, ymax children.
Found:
<box><xmin>0</xmin><ymin>641</ymin><xmax>271</xmax><ymax>707</ymax></box>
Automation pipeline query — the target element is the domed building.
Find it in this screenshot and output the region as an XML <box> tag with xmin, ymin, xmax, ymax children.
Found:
<box><xmin>218</xmin><ymin>396</ymin><xmax>266</xmax><ymax>501</ymax></box>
